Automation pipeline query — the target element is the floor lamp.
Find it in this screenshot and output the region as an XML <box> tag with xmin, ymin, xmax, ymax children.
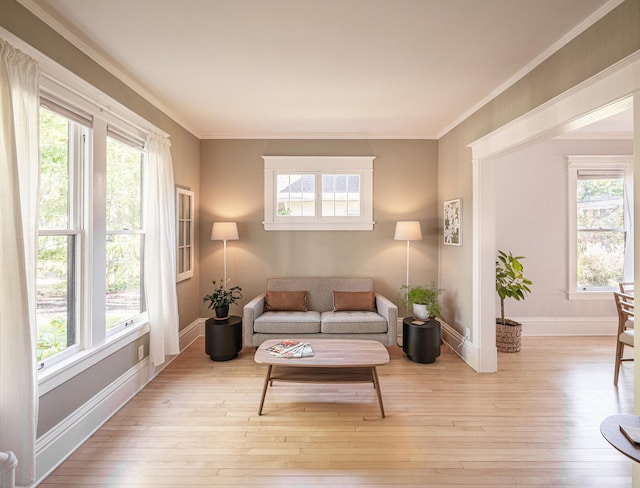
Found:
<box><xmin>394</xmin><ymin>221</ymin><xmax>423</xmax><ymax>308</ymax></box>
<box><xmin>210</xmin><ymin>222</ymin><xmax>239</xmax><ymax>288</ymax></box>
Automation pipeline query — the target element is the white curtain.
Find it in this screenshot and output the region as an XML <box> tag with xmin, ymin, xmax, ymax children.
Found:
<box><xmin>144</xmin><ymin>132</ymin><xmax>180</xmax><ymax>366</ymax></box>
<box><xmin>623</xmin><ymin>161</ymin><xmax>634</xmax><ymax>282</ymax></box>
<box><xmin>0</xmin><ymin>39</ymin><xmax>40</xmax><ymax>486</ymax></box>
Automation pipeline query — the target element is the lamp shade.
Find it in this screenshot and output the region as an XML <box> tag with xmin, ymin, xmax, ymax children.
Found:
<box><xmin>210</xmin><ymin>222</ymin><xmax>239</xmax><ymax>241</ymax></box>
<box><xmin>394</xmin><ymin>221</ymin><xmax>422</xmax><ymax>241</ymax></box>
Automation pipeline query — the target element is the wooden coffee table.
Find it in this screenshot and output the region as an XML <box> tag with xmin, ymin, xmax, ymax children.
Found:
<box><xmin>254</xmin><ymin>339</ymin><xmax>390</xmax><ymax>417</ymax></box>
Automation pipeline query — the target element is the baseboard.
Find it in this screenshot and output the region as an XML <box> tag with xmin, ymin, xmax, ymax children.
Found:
<box><xmin>34</xmin><ymin>317</ymin><xmax>203</xmax><ymax>487</ymax></box>
<box><xmin>180</xmin><ymin>318</ymin><xmax>206</xmax><ymax>350</ymax></box>
<box><xmin>515</xmin><ymin>316</ymin><xmax>617</xmax><ymax>336</ymax></box>
<box><xmin>436</xmin><ymin>317</ymin><xmax>614</xmax><ymax>373</ymax></box>
<box><xmin>35</xmin><ymin>358</ymin><xmax>150</xmax><ymax>483</ymax></box>
<box><xmin>439</xmin><ymin>319</ymin><xmax>480</xmax><ymax>368</ymax></box>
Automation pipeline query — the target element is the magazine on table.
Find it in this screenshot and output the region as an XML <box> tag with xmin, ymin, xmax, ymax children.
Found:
<box><xmin>265</xmin><ymin>340</ymin><xmax>314</xmax><ymax>358</ymax></box>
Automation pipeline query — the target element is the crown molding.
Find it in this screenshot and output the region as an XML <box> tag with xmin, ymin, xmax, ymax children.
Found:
<box><xmin>17</xmin><ymin>0</ymin><xmax>201</xmax><ymax>138</ymax></box>
<box><xmin>200</xmin><ymin>131</ymin><xmax>439</xmax><ymax>140</ymax></box>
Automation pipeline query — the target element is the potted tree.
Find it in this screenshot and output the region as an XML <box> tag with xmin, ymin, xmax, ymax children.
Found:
<box><xmin>495</xmin><ymin>250</ymin><xmax>533</xmax><ymax>352</ymax></box>
<box><xmin>203</xmin><ymin>279</ymin><xmax>243</xmax><ymax>319</ymax></box>
<box><xmin>402</xmin><ymin>283</ymin><xmax>443</xmax><ymax>320</ymax></box>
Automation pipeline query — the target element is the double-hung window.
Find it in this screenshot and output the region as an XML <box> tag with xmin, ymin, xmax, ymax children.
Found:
<box><xmin>263</xmin><ymin>156</ymin><xmax>374</xmax><ymax>231</ymax></box>
<box><xmin>36</xmin><ymin>104</ymin><xmax>88</xmax><ymax>363</ymax></box>
<box><xmin>105</xmin><ymin>132</ymin><xmax>145</xmax><ymax>331</ymax></box>
<box><xmin>567</xmin><ymin>155</ymin><xmax>633</xmax><ymax>298</ymax></box>
<box><xmin>36</xmin><ymin>77</ymin><xmax>149</xmax><ymax>372</ymax></box>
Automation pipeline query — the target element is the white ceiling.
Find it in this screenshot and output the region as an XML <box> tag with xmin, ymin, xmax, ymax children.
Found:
<box><xmin>24</xmin><ymin>0</ymin><xmax>626</xmax><ymax>139</ymax></box>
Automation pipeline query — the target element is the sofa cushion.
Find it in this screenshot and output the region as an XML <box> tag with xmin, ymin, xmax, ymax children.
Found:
<box><xmin>320</xmin><ymin>311</ymin><xmax>388</xmax><ymax>334</ymax></box>
<box><xmin>264</xmin><ymin>290</ymin><xmax>307</xmax><ymax>311</ymax></box>
<box><xmin>333</xmin><ymin>291</ymin><xmax>376</xmax><ymax>312</ymax></box>
<box><xmin>266</xmin><ymin>278</ymin><xmax>375</xmax><ymax>312</ymax></box>
<box><xmin>254</xmin><ymin>311</ymin><xmax>321</xmax><ymax>333</ymax></box>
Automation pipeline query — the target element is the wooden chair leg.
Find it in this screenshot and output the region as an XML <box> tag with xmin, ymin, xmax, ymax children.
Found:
<box><xmin>614</xmin><ymin>341</ymin><xmax>624</xmax><ymax>386</ymax></box>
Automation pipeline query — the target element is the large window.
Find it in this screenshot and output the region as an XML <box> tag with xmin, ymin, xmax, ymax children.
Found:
<box><xmin>36</xmin><ymin>107</ymin><xmax>86</xmax><ymax>362</ymax></box>
<box><xmin>36</xmin><ymin>78</ymin><xmax>150</xmax><ymax>371</ymax></box>
<box><xmin>568</xmin><ymin>155</ymin><xmax>633</xmax><ymax>298</ymax></box>
<box><xmin>106</xmin><ymin>135</ymin><xmax>145</xmax><ymax>330</ymax></box>
<box><xmin>264</xmin><ymin>156</ymin><xmax>374</xmax><ymax>231</ymax></box>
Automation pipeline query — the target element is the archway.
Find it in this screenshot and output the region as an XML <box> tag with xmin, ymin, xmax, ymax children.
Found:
<box><xmin>468</xmin><ymin>52</ymin><xmax>640</xmax><ymax>373</ymax></box>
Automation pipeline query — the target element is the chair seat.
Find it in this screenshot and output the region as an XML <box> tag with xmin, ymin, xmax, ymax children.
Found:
<box><xmin>620</xmin><ymin>329</ymin><xmax>634</xmax><ymax>347</ymax></box>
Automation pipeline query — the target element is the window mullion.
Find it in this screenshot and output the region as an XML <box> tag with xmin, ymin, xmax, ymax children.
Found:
<box><xmin>316</xmin><ymin>172</ymin><xmax>322</xmax><ymax>220</ymax></box>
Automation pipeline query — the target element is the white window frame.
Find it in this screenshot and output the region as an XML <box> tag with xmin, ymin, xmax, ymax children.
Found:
<box><xmin>263</xmin><ymin>156</ymin><xmax>375</xmax><ymax>231</ymax></box>
<box><xmin>20</xmin><ymin>49</ymin><xmax>163</xmax><ymax>395</ymax></box>
<box><xmin>176</xmin><ymin>187</ymin><xmax>195</xmax><ymax>281</ymax></box>
<box><xmin>36</xmin><ymin>105</ymin><xmax>88</xmax><ymax>368</ymax></box>
<box><xmin>105</xmin><ymin>132</ymin><xmax>146</xmax><ymax>335</ymax></box>
<box><xmin>567</xmin><ymin>155</ymin><xmax>632</xmax><ymax>300</ymax></box>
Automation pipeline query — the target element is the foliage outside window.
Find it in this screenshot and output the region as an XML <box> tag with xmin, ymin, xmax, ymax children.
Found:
<box><xmin>106</xmin><ymin>136</ymin><xmax>145</xmax><ymax>330</ymax></box>
<box><xmin>36</xmin><ymin>78</ymin><xmax>150</xmax><ymax>371</ymax></box>
<box><xmin>568</xmin><ymin>155</ymin><xmax>632</xmax><ymax>298</ymax></box>
<box><xmin>264</xmin><ymin>156</ymin><xmax>374</xmax><ymax>231</ymax></box>
<box><xmin>36</xmin><ymin>107</ymin><xmax>84</xmax><ymax>362</ymax></box>
<box><xmin>576</xmin><ymin>176</ymin><xmax>624</xmax><ymax>288</ymax></box>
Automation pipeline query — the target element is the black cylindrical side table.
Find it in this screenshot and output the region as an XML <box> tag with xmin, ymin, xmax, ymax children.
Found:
<box><xmin>402</xmin><ymin>317</ymin><xmax>441</xmax><ymax>364</ymax></box>
<box><xmin>205</xmin><ymin>315</ymin><xmax>242</xmax><ymax>361</ymax></box>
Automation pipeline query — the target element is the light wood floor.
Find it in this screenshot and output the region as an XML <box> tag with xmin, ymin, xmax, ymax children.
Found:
<box><xmin>39</xmin><ymin>336</ymin><xmax>634</xmax><ymax>487</ymax></box>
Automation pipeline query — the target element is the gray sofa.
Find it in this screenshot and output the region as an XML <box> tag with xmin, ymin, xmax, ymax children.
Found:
<box><xmin>243</xmin><ymin>278</ymin><xmax>398</xmax><ymax>347</ymax></box>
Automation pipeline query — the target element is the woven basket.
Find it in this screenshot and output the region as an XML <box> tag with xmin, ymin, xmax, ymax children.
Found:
<box><xmin>496</xmin><ymin>319</ymin><xmax>522</xmax><ymax>353</ymax></box>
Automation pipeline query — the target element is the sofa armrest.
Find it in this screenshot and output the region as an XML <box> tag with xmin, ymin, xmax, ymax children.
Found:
<box><xmin>242</xmin><ymin>293</ymin><xmax>266</xmax><ymax>347</ymax></box>
<box><xmin>375</xmin><ymin>293</ymin><xmax>398</xmax><ymax>346</ymax></box>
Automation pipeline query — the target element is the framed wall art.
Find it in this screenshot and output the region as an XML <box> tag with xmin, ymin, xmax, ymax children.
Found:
<box><xmin>443</xmin><ymin>198</ymin><xmax>462</xmax><ymax>246</ymax></box>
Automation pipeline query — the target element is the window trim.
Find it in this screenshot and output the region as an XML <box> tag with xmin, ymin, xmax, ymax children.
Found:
<box><xmin>36</xmin><ymin>107</ymin><xmax>86</xmax><ymax>365</ymax></box>
<box><xmin>567</xmin><ymin>155</ymin><xmax>632</xmax><ymax>300</ymax></box>
<box><xmin>263</xmin><ymin>156</ymin><xmax>375</xmax><ymax>231</ymax></box>
<box><xmin>17</xmin><ymin>42</ymin><xmax>169</xmax><ymax>394</ymax></box>
<box><xmin>176</xmin><ymin>186</ymin><xmax>195</xmax><ymax>282</ymax></box>
<box><xmin>104</xmin><ymin>135</ymin><xmax>146</xmax><ymax>334</ymax></box>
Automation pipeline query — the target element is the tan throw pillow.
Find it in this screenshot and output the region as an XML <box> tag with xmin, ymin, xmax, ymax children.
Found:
<box><xmin>333</xmin><ymin>291</ymin><xmax>377</xmax><ymax>312</ymax></box>
<box><xmin>264</xmin><ymin>290</ymin><xmax>307</xmax><ymax>311</ymax></box>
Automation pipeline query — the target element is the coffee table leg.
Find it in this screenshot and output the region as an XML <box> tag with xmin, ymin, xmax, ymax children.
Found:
<box><xmin>258</xmin><ymin>365</ymin><xmax>272</xmax><ymax>416</ymax></box>
<box><xmin>371</xmin><ymin>367</ymin><xmax>385</xmax><ymax>418</ymax></box>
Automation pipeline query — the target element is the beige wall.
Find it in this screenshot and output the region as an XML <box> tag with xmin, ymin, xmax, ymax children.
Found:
<box><xmin>199</xmin><ymin>139</ymin><xmax>438</xmax><ymax>317</ymax></box>
<box><xmin>438</xmin><ymin>0</ymin><xmax>640</xmax><ymax>335</ymax></box>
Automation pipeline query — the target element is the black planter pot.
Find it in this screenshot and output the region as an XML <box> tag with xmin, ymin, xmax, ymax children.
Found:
<box><xmin>214</xmin><ymin>305</ymin><xmax>229</xmax><ymax>319</ymax></box>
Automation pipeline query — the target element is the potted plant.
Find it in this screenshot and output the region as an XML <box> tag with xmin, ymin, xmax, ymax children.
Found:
<box><xmin>402</xmin><ymin>282</ymin><xmax>443</xmax><ymax>321</ymax></box>
<box><xmin>495</xmin><ymin>250</ymin><xmax>533</xmax><ymax>352</ymax></box>
<box><xmin>203</xmin><ymin>279</ymin><xmax>243</xmax><ymax>319</ymax></box>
